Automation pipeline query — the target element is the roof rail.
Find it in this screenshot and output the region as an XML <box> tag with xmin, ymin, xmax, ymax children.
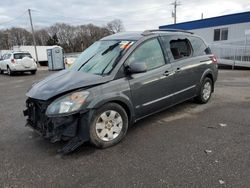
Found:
<box><xmin>142</xmin><ymin>29</ymin><xmax>194</xmax><ymax>36</ymax></box>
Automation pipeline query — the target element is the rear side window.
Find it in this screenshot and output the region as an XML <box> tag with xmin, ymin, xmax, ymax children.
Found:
<box><xmin>189</xmin><ymin>36</ymin><xmax>211</xmax><ymax>56</ymax></box>
<box><xmin>125</xmin><ymin>38</ymin><xmax>165</xmax><ymax>71</ymax></box>
<box><xmin>169</xmin><ymin>39</ymin><xmax>192</xmax><ymax>60</ymax></box>
<box><xmin>14</xmin><ymin>53</ymin><xmax>32</xmax><ymax>59</ymax></box>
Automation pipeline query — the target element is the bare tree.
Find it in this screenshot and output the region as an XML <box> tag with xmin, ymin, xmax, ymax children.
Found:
<box><xmin>0</xmin><ymin>31</ymin><xmax>10</xmax><ymax>49</ymax></box>
<box><xmin>106</xmin><ymin>19</ymin><xmax>125</xmax><ymax>34</ymax></box>
<box><xmin>0</xmin><ymin>21</ymin><xmax>115</xmax><ymax>52</ymax></box>
<box><xmin>35</xmin><ymin>29</ymin><xmax>50</xmax><ymax>46</ymax></box>
<box><xmin>4</xmin><ymin>28</ymin><xmax>33</xmax><ymax>47</ymax></box>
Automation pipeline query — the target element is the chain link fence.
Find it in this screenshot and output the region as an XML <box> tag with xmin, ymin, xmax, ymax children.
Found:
<box><xmin>210</xmin><ymin>44</ymin><xmax>250</xmax><ymax>68</ymax></box>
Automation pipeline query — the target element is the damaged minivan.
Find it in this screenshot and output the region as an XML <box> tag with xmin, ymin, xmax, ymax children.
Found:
<box><xmin>24</xmin><ymin>30</ymin><xmax>218</xmax><ymax>154</ymax></box>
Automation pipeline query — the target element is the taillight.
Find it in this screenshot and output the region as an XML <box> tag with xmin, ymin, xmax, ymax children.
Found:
<box><xmin>211</xmin><ymin>55</ymin><xmax>217</xmax><ymax>64</ymax></box>
<box><xmin>11</xmin><ymin>59</ymin><xmax>16</xmax><ymax>64</ymax></box>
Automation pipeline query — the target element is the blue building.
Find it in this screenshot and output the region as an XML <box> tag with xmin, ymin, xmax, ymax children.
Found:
<box><xmin>159</xmin><ymin>11</ymin><xmax>250</xmax><ymax>46</ymax></box>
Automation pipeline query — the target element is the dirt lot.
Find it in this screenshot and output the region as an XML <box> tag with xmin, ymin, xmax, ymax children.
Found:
<box><xmin>0</xmin><ymin>69</ymin><xmax>250</xmax><ymax>188</ymax></box>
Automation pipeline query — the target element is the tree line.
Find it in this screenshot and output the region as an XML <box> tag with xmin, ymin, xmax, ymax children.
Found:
<box><xmin>0</xmin><ymin>19</ymin><xmax>124</xmax><ymax>53</ymax></box>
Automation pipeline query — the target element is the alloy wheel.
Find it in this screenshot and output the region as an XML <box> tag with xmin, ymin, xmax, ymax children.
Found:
<box><xmin>202</xmin><ymin>82</ymin><xmax>211</xmax><ymax>101</ymax></box>
<box><xmin>95</xmin><ymin>110</ymin><xmax>123</xmax><ymax>142</ymax></box>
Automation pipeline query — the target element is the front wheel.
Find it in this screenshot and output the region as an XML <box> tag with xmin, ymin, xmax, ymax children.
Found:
<box><xmin>89</xmin><ymin>103</ymin><xmax>128</xmax><ymax>148</ymax></box>
<box><xmin>195</xmin><ymin>77</ymin><xmax>213</xmax><ymax>104</ymax></box>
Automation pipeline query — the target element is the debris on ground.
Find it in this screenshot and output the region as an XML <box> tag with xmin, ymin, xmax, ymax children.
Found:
<box><xmin>215</xmin><ymin>160</ymin><xmax>219</xmax><ymax>163</ymax></box>
<box><xmin>219</xmin><ymin>179</ymin><xmax>225</xmax><ymax>184</ymax></box>
<box><xmin>219</xmin><ymin>123</ymin><xmax>227</xmax><ymax>127</ymax></box>
<box><xmin>207</xmin><ymin>126</ymin><xmax>217</xmax><ymax>129</ymax></box>
<box><xmin>204</xmin><ymin>149</ymin><xmax>212</xmax><ymax>154</ymax></box>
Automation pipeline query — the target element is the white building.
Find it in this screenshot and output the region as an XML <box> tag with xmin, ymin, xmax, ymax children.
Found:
<box><xmin>159</xmin><ymin>11</ymin><xmax>250</xmax><ymax>68</ymax></box>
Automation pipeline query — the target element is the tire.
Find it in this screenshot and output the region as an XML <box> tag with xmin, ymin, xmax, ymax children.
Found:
<box><xmin>195</xmin><ymin>77</ymin><xmax>213</xmax><ymax>104</ymax></box>
<box><xmin>89</xmin><ymin>103</ymin><xmax>128</xmax><ymax>148</ymax></box>
<box><xmin>31</xmin><ymin>70</ymin><xmax>36</xmax><ymax>75</ymax></box>
<box><xmin>0</xmin><ymin>68</ymin><xmax>3</xmax><ymax>74</ymax></box>
<box><xmin>7</xmin><ymin>67</ymin><xmax>13</xmax><ymax>76</ymax></box>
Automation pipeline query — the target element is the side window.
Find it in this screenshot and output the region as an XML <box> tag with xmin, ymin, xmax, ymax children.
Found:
<box><xmin>189</xmin><ymin>36</ymin><xmax>211</xmax><ymax>56</ymax></box>
<box><xmin>169</xmin><ymin>39</ymin><xmax>192</xmax><ymax>60</ymax></box>
<box><xmin>125</xmin><ymin>38</ymin><xmax>165</xmax><ymax>71</ymax></box>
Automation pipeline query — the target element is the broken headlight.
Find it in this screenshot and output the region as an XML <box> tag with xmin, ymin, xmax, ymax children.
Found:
<box><xmin>46</xmin><ymin>91</ymin><xmax>89</xmax><ymax>115</ymax></box>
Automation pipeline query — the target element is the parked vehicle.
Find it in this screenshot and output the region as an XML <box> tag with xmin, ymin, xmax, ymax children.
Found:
<box><xmin>23</xmin><ymin>30</ymin><xmax>218</xmax><ymax>154</ymax></box>
<box><xmin>0</xmin><ymin>51</ymin><xmax>37</xmax><ymax>75</ymax></box>
<box><xmin>13</xmin><ymin>46</ymin><xmax>50</xmax><ymax>62</ymax></box>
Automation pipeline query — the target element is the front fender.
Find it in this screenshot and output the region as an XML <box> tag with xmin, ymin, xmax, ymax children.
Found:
<box><xmin>86</xmin><ymin>93</ymin><xmax>135</xmax><ymax>123</ymax></box>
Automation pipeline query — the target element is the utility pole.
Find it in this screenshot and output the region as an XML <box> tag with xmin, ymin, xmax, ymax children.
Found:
<box><xmin>171</xmin><ymin>0</ymin><xmax>181</xmax><ymax>24</ymax></box>
<box><xmin>28</xmin><ymin>9</ymin><xmax>39</xmax><ymax>65</ymax></box>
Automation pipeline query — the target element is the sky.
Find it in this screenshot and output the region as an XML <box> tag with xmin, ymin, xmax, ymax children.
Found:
<box><xmin>0</xmin><ymin>0</ymin><xmax>250</xmax><ymax>31</ymax></box>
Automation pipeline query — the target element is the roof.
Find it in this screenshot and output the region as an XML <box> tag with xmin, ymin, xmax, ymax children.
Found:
<box><xmin>159</xmin><ymin>11</ymin><xmax>250</xmax><ymax>30</ymax></box>
<box><xmin>101</xmin><ymin>30</ymin><xmax>193</xmax><ymax>41</ymax></box>
<box><xmin>101</xmin><ymin>31</ymin><xmax>144</xmax><ymax>41</ymax></box>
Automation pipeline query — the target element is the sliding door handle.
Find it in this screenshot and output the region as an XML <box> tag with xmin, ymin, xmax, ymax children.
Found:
<box><xmin>175</xmin><ymin>68</ymin><xmax>181</xmax><ymax>73</ymax></box>
<box><xmin>163</xmin><ymin>71</ymin><xmax>175</xmax><ymax>76</ymax></box>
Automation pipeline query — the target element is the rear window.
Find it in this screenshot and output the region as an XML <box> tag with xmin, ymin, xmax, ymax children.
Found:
<box><xmin>14</xmin><ymin>53</ymin><xmax>32</xmax><ymax>59</ymax></box>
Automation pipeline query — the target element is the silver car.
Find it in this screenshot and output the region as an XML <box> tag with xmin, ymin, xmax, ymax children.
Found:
<box><xmin>0</xmin><ymin>51</ymin><xmax>37</xmax><ymax>75</ymax></box>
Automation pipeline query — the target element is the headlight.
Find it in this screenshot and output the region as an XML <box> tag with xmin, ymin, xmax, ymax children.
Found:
<box><xmin>46</xmin><ymin>91</ymin><xmax>89</xmax><ymax>115</ymax></box>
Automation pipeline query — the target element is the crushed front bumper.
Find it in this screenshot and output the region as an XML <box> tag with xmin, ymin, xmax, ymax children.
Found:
<box><xmin>23</xmin><ymin>98</ymin><xmax>90</xmax><ymax>154</ymax></box>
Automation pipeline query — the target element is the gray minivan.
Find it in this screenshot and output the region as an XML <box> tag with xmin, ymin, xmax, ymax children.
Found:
<box><xmin>24</xmin><ymin>30</ymin><xmax>218</xmax><ymax>154</ymax></box>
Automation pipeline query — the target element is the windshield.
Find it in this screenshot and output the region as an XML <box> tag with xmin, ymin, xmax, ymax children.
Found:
<box><xmin>71</xmin><ymin>40</ymin><xmax>134</xmax><ymax>75</ymax></box>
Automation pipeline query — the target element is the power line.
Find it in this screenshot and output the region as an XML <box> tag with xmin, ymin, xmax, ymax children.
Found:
<box><xmin>31</xmin><ymin>2</ymin><xmax>172</xmax><ymax>23</ymax></box>
<box><xmin>0</xmin><ymin>10</ymin><xmax>27</xmax><ymax>26</ymax></box>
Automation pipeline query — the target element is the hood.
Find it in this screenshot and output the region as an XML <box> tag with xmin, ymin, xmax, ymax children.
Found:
<box><xmin>26</xmin><ymin>70</ymin><xmax>110</xmax><ymax>100</ymax></box>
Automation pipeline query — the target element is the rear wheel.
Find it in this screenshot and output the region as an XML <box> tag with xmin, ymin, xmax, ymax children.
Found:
<box><xmin>89</xmin><ymin>103</ymin><xmax>128</xmax><ymax>148</ymax></box>
<box><xmin>195</xmin><ymin>77</ymin><xmax>212</xmax><ymax>104</ymax></box>
<box><xmin>0</xmin><ymin>68</ymin><xmax>3</xmax><ymax>74</ymax></box>
<box><xmin>7</xmin><ymin>67</ymin><xmax>13</xmax><ymax>76</ymax></box>
<box><xmin>31</xmin><ymin>70</ymin><xmax>36</xmax><ymax>75</ymax></box>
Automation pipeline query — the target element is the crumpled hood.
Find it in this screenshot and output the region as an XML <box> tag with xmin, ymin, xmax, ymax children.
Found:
<box><xmin>26</xmin><ymin>70</ymin><xmax>110</xmax><ymax>100</ymax></box>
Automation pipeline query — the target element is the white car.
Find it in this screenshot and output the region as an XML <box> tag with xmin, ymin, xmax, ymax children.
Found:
<box><xmin>0</xmin><ymin>51</ymin><xmax>37</xmax><ymax>75</ymax></box>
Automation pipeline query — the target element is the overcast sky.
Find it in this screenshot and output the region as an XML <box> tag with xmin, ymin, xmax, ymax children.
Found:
<box><xmin>0</xmin><ymin>0</ymin><xmax>250</xmax><ymax>30</ymax></box>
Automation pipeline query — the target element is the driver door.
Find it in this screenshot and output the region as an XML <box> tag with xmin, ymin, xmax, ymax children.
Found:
<box><xmin>125</xmin><ymin>38</ymin><xmax>175</xmax><ymax>119</ymax></box>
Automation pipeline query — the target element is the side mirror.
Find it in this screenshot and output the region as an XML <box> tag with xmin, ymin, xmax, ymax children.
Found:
<box><xmin>126</xmin><ymin>63</ymin><xmax>147</xmax><ymax>74</ymax></box>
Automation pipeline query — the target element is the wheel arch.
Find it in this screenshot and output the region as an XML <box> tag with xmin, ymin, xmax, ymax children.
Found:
<box><xmin>200</xmin><ymin>69</ymin><xmax>215</xmax><ymax>92</ymax></box>
<box><xmin>87</xmin><ymin>96</ymin><xmax>135</xmax><ymax>125</ymax></box>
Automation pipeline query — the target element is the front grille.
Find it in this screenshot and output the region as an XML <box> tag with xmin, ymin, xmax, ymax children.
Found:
<box><xmin>25</xmin><ymin>98</ymin><xmax>79</xmax><ymax>141</ymax></box>
<box><xmin>26</xmin><ymin>98</ymin><xmax>52</xmax><ymax>135</ymax></box>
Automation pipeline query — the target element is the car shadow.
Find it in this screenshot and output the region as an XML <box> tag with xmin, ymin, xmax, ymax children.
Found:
<box><xmin>0</xmin><ymin>73</ymin><xmax>35</xmax><ymax>77</ymax></box>
<box><xmin>66</xmin><ymin>99</ymin><xmax>197</xmax><ymax>158</ymax></box>
<box><xmin>30</xmin><ymin>99</ymin><xmax>199</xmax><ymax>158</ymax></box>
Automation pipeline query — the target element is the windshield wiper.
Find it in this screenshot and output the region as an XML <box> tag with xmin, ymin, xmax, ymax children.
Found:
<box><xmin>77</xmin><ymin>51</ymin><xmax>100</xmax><ymax>71</ymax></box>
<box><xmin>101</xmin><ymin>42</ymin><xmax>120</xmax><ymax>55</ymax></box>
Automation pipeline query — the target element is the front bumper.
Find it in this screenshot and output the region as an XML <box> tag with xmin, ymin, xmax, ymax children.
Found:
<box><xmin>23</xmin><ymin>98</ymin><xmax>90</xmax><ymax>150</ymax></box>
